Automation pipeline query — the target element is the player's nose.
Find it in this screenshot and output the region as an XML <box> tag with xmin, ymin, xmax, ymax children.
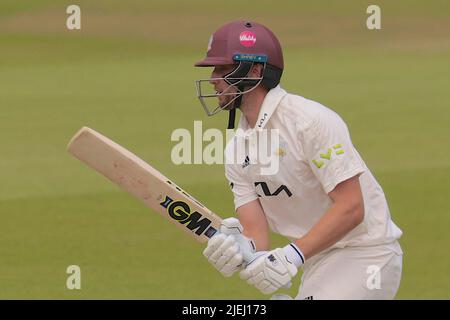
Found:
<box><xmin>209</xmin><ymin>68</ymin><xmax>221</xmax><ymax>84</ymax></box>
<box><xmin>209</xmin><ymin>76</ymin><xmax>219</xmax><ymax>85</ymax></box>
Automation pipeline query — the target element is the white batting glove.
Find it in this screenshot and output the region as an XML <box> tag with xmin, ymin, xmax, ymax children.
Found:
<box><xmin>239</xmin><ymin>243</ymin><xmax>305</xmax><ymax>295</ymax></box>
<box><xmin>203</xmin><ymin>218</ymin><xmax>256</xmax><ymax>277</ymax></box>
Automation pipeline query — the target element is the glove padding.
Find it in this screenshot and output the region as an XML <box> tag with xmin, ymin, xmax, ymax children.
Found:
<box><xmin>203</xmin><ymin>218</ymin><xmax>256</xmax><ymax>277</ymax></box>
<box><xmin>239</xmin><ymin>248</ymin><xmax>298</xmax><ymax>294</ymax></box>
<box><xmin>203</xmin><ymin>233</ymin><xmax>243</xmax><ymax>277</ymax></box>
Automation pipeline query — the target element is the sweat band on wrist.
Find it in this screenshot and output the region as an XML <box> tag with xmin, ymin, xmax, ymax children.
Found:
<box><xmin>283</xmin><ymin>243</ymin><xmax>305</xmax><ymax>268</ymax></box>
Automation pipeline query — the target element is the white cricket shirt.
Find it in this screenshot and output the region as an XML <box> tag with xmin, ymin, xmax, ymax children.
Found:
<box><xmin>225</xmin><ymin>85</ymin><xmax>402</xmax><ymax>250</ymax></box>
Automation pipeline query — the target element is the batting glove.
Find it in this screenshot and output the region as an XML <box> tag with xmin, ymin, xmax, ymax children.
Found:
<box><xmin>203</xmin><ymin>218</ymin><xmax>256</xmax><ymax>277</ymax></box>
<box><xmin>239</xmin><ymin>243</ymin><xmax>305</xmax><ymax>295</ymax></box>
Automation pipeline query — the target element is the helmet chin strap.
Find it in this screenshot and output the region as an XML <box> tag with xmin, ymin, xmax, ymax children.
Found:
<box><xmin>227</xmin><ymin>86</ymin><xmax>244</xmax><ymax>129</ymax></box>
<box><xmin>227</xmin><ymin>108</ymin><xmax>236</xmax><ymax>129</ymax></box>
<box><xmin>227</xmin><ymin>96</ymin><xmax>242</xmax><ymax>129</ymax></box>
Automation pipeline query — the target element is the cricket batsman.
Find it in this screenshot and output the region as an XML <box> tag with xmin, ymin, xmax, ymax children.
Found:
<box><xmin>194</xmin><ymin>21</ymin><xmax>403</xmax><ymax>299</ymax></box>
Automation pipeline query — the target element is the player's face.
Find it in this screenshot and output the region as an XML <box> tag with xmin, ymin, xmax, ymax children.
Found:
<box><xmin>209</xmin><ymin>64</ymin><xmax>238</xmax><ymax>110</ymax></box>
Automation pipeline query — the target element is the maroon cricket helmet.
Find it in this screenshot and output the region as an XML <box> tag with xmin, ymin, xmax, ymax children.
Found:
<box><xmin>194</xmin><ymin>21</ymin><xmax>284</xmax><ymax>129</ymax></box>
<box><xmin>195</xmin><ymin>20</ymin><xmax>284</xmax><ymax>70</ymax></box>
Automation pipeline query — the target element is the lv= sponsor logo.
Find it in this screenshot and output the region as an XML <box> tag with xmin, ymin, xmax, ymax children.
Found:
<box><xmin>312</xmin><ymin>144</ymin><xmax>345</xmax><ymax>169</ymax></box>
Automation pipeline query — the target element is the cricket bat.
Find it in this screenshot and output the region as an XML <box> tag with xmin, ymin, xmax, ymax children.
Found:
<box><xmin>67</xmin><ymin>126</ymin><xmax>221</xmax><ymax>243</ymax></box>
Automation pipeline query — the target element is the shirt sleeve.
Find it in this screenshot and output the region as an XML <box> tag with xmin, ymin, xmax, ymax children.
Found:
<box><xmin>225</xmin><ymin>163</ymin><xmax>259</xmax><ymax>210</ymax></box>
<box><xmin>301</xmin><ymin>111</ymin><xmax>366</xmax><ymax>194</ymax></box>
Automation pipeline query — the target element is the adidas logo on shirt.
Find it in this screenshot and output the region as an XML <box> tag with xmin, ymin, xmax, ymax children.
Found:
<box><xmin>242</xmin><ymin>155</ymin><xmax>250</xmax><ymax>168</ymax></box>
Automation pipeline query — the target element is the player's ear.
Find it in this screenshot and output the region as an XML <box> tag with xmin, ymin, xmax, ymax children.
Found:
<box><xmin>251</xmin><ymin>63</ymin><xmax>264</xmax><ymax>77</ymax></box>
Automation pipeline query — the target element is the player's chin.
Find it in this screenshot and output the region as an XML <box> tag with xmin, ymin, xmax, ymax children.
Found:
<box><xmin>218</xmin><ymin>98</ymin><xmax>234</xmax><ymax>110</ymax></box>
<box><xmin>221</xmin><ymin>103</ymin><xmax>235</xmax><ymax>111</ymax></box>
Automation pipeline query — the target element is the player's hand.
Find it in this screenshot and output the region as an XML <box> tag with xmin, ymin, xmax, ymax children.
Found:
<box><xmin>203</xmin><ymin>218</ymin><xmax>256</xmax><ymax>277</ymax></box>
<box><xmin>239</xmin><ymin>244</ymin><xmax>304</xmax><ymax>295</ymax></box>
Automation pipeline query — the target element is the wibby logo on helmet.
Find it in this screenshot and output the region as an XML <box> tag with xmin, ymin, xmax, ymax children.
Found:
<box><xmin>239</xmin><ymin>31</ymin><xmax>256</xmax><ymax>47</ymax></box>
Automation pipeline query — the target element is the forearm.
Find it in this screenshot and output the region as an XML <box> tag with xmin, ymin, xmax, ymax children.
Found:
<box><xmin>294</xmin><ymin>200</ymin><xmax>364</xmax><ymax>260</ymax></box>
<box><xmin>237</xmin><ymin>200</ymin><xmax>270</xmax><ymax>251</ymax></box>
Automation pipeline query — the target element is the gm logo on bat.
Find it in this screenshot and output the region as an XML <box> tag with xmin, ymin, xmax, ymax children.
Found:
<box><xmin>159</xmin><ymin>195</ymin><xmax>218</xmax><ymax>239</ymax></box>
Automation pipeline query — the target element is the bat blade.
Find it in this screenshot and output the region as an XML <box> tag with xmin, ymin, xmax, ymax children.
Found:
<box><xmin>67</xmin><ymin>127</ymin><xmax>221</xmax><ymax>243</ymax></box>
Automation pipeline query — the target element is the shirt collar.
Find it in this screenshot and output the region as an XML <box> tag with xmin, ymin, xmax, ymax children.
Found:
<box><xmin>237</xmin><ymin>85</ymin><xmax>287</xmax><ymax>131</ymax></box>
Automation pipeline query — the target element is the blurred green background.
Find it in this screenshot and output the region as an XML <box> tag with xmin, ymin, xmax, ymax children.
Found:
<box><xmin>1</xmin><ymin>0</ymin><xmax>449</xmax><ymax>299</ymax></box>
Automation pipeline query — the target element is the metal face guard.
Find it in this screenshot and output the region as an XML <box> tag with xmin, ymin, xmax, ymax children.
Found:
<box><xmin>195</xmin><ymin>66</ymin><xmax>265</xmax><ymax>116</ymax></box>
